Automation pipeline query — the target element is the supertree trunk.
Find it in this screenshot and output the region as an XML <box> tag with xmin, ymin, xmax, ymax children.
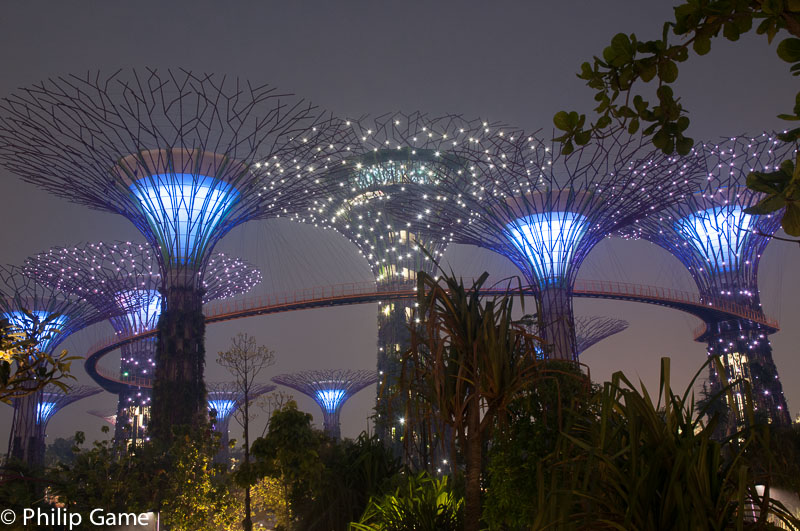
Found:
<box><xmin>540</xmin><ymin>286</ymin><xmax>577</xmax><ymax>360</ymax></box>
<box><xmin>150</xmin><ymin>284</ymin><xmax>207</xmax><ymax>443</ymax></box>
<box><xmin>9</xmin><ymin>388</ymin><xmax>40</xmax><ymax>467</ymax></box>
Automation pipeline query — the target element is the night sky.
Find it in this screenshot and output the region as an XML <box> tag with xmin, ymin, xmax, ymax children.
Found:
<box><xmin>1</xmin><ymin>1</ymin><xmax>798</xmax><ymax>450</ymax></box>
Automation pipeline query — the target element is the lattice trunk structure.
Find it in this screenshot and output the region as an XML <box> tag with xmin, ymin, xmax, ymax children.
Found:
<box><xmin>272</xmin><ymin>369</ymin><xmax>378</xmax><ymax>439</ymax></box>
<box><xmin>24</xmin><ymin>241</ymin><xmax>262</xmax><ymax>446</ymax></box>
<box><xmin>0</xmin><ymin>266</ymin><xmax>123</xmax><ymax>467</ymax></box>
<box><xmin>390</xmin><ymin>131</ymin><xmax>703</xmax><ymax>360</ymax></box>
<box><xmin>0</xmin><ymin>69</ymin><xmax>353</xmax><ymax>442</ymax></box>
<box><xmin>314</xmin><ymin>112</ymin><xmax>492</xmax><ymax>450</ymax></box>
<box><xmin>620</xmin><ymin>135</ymin><xmax>793</xmax><ymax>426</ymax></box>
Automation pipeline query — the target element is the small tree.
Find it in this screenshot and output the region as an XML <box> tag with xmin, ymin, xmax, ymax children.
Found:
<box><xmin>251</xmin><ymin>400</ymin><xmax>324</xmax><ymax>529</ymax></box>
<box><xmin>217</xmin><ymin>333</ymin><xmax>275</xmax><ymax>531</ymax></box>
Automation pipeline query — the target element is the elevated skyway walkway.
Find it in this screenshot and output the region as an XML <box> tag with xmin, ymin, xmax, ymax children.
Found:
<box><xmin>86</xmin><ymin>279</ymin><xmax>779</xmax><ymax>392</ymax></box>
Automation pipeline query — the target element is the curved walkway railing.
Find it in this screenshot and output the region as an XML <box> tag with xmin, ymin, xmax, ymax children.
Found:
<box><xmin>86</xmin><ymin>278</ymin><xmax>779</xmax><ymax>390</ymax></box>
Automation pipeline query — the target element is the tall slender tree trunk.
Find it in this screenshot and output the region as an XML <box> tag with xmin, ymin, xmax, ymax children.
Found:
<box><xmin>243</xmin><ymin>396</ymin><xmax>252</xmax><ymax>531</ymax></box>
<box><xmin>464</xmin><ymin>396</ymin><xmax>482</xmax><ymax>531</ymax></box>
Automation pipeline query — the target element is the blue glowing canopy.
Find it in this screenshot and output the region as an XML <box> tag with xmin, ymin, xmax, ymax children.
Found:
<box><xmin>315</xmin><ymin>389</ymin><xmax>346</xmax><ymax>413</ymax></box>
<box><xmin>675</xmin><ymin>206</ymin><xmax>754</xmax><ymax>272</ymax></box>
<box><xmin>506</xmin><ymin>211</ymin><xmax>589</xmax><ymax>284</ymax></box>
<box><xmin>130</xmin><ymin>174</ymin><xmax>239</xmax><ymax>264</ymax></box>
<box><xmin>4</xmin><ymin>311</ymin><xmax>69</xmax><ymax>353</ymax></box>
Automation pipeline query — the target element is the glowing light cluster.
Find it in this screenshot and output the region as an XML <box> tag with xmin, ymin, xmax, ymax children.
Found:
<box><xmin>130</xmin><ymin>174</ymin><xmax>239</xmax><ymax>264</ymax></box>
<box><xmin>352</xmin><ymin>159</ymin><xmax>438</xmax><ymax>192</ymax></box>
<box><xmin>315</xmin><ymin>389</ymin><xmax>346</xmax><ymax>413</ymax></box>
<box><xmin>675</xmin><ymin>207</ymin><xmax>753</xmax><ymax>272</ymax></box>
<box><xmin>506</xmin><ymin>212</ymin><xmax>589</xmax><ymax>283</ymax></box>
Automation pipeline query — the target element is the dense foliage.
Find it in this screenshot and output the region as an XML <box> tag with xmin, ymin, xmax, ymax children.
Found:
<box><xmin>351</xmin><ymin>472</ymin><xmax>463</xmax><ymax>531</ymax></box>
<box><xmin>531</xmin><ymin>358</ymin><xmax>799</xmax><ymax>530</ymax></box>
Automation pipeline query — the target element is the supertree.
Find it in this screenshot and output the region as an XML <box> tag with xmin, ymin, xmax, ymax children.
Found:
<box><xmin>574</xmin><ymin>316</ymin><xmax>629</xmax><ymax>355</ymax></box>
<box><xmin>272</xmin><ymin>369</ymin><xmax>378</xmax><ymax>439</ymax></box>
<box><xmin>206</xmin><ymin>381</ymin><xmax>275</xmax><ymax>458</ymax></box>
<box><xmin>35</xmin><ymin>385</ymin><xmax>102</xmax><ymax>459</ymax></box>
<box><xmin>313</xmin><ymin>112</ymin><xmax>493</xmax><ymax>447</ymax></box>
<box><xmin>619</xmin><ymin>134</ymin><xmax>793</xmax><ymax>425</ymax></box>
<box><xmin>0</xmin><ymin>69</ymin><xmax>353</xmax><ymax>441</ymax></box>
<box><xmin>87</xmin><ymin>409</ymin><xmax>117</xmax><ymax>427</ymax></box>
<box><xmin>24</xmin><ymin>241</ymin><xmax>262</xmax><ymax>445</ymax></box>
<box><xmin>0</xmin><ymin>266</ymin><xmax>124</xmax><ymax>466</ymax></box>
<box><xmin>390</xmin><ymin>130</ymin><xmax>703</xmax><ymax>360</ymax></box>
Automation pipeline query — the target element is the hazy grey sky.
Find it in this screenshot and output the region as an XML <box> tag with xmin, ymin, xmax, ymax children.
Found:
<box><xmin>1</xmin><ymin>1</ymin><xmax>798</xmax><ymax>447</ymax></box>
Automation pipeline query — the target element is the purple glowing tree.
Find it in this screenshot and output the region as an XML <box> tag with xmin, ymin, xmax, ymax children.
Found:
<box><xmin>0</xmin><ymin>69</ymin><xmax>353</xmax><ymax>440</ymax></box>
<box><xmin>0</xmin><ymin>266</ymin><xmax>124</xmax><ymax>466</ymax></box>
<box><xmin>391</xmin><ymin>130</ymin><xmax>703</xmax><ymax>360</ymax></box>
<box><xmin>25</xmin><ymin>240</ymin><xmax>262</xmax><ymax>445</ymax></box>
<box><xmin>620</xmin><ymin>134</ymin><xmax>794</xmax><ymax>425</ymax></box>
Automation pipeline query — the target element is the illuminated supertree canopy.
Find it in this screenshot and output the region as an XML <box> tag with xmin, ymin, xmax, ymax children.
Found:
<box><xmin>0</xmin><ymin>69</ymin><xmax>354</xmax><ymax>440</ymax></box>
<box><xmin>87</xmin><ymin>409</ymin><xmax>117</xmax><ymax>427</ymax></box>
<box><xmin>574</xmin><ymin>316</ymin><xmax>629</xmax><ymax>355</ymax></box>
<box><xmin>37</xmin><ymin>385</ymin><xmax>102</xmax><ymax>430</ymax></box>
<box><xmin>619</xmin><ymin>134</ymin><xmax>794</xmax><ymax>424</ymax></box>
<box><xmin>0</xmin><ymin>265</ymin><xmax>125</xmax><ymax>465</ymax></box>
<box><xmin>316</xmin><ymin>112</ymin><xmax>492</xmax><ymax>286</ymax></box>
<box><xmin>25</xmin><ymin>241</ymin><xmax>261</xmax><ymax>340</ymax></box>
<box><xmin>206</xmin><ymin>381</ymin><xmax>274</xmax><ymax>457</ymax></box>
<box><xmin>2</xmin><ymin>384</ymin><xmax>101</xmax><ymax>466</ymax></box>
<box><xmin>272</xmin><ymin>369</ymin><xmax>377</xmax><ymax>439</ymax></box>
<box><xmin>399</xmin><ymin>130</ymin><xmax>703</xmax><ymax>359</ymax></box>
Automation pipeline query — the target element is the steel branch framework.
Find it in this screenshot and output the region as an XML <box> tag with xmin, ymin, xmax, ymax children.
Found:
<box><xmin>272</xmin><ymin>369</ymin><xmax>378</xmax><ymax>439</ymax></box>
<box><xmin>24</xmin><ymin>240</ymin><xmax>262</xmax><ymax>444</ymax></box>
<box><xmin>38</xmin><ymin>385</ymin><xmax>102</xmax><ymax>431</ymax></box>
<box><xmin>574</xmin><ymin>316</ymin><xmax>629</xmax><ymax>355</ymax></box>
<box><xmin>0</xmin><ymin>69</ymin><xmax>354</xmax><ymax>438</ymax></box>
<box><xmin>393</xmin><ymin>130</ymin><xmax>704</xmax><ymax>360</ymax></box>
<box><xmin>619</xmin><ymin>134</ymin><xmax>794</xmax><ymax>424</ymax></box>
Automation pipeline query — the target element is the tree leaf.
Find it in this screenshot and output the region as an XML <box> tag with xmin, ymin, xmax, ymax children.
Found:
<box><xmin>659</xmin><ymin>60</ymin><xmax>679</xmax><ymax>83</ymax></box>
<box><xmin>783</xmin><ymin>202</ymin><xmax>800</xmax><ymax>236</ymax></box>
<box><xmin>676</xmin><ymin>136</ymin><xmax>693</xmax><ymax>155</ymax></box>
<box><xmin>693</xmin><ymin>37</ymin><xmax>712</xmax><ymax>55</ymax></box>
<box><xmin>777</xmin><ymin>38</ymin><xmax>800</xmax><ymax>63</ymax></box>
<box><xmin>553</xmin><ymin>111</ymin><xmax>572</xmax><ymax>131</ymax></box>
